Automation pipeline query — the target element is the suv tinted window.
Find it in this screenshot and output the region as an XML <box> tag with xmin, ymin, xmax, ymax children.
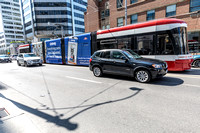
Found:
<box><xmin>112</xmin><ymin>51</ymin><xmax>125</xmax><ymax>59</ymax></box>
<box><xmin>94</xmin><ymin>52</ymin><xmax>101</xmax><ymax>58</ymax></box>
<box><xmin>101</xmin><ymin>51</ymin><xmax>111</xmax><ymax>58</ymax></box>
<box><xmin>18</xmin><ymin>54</ymin><xmax>22</xmax><ymax>58</ymax></box>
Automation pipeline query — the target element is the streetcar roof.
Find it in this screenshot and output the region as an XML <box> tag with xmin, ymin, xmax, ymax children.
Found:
<box><xmin>97</xmin><ymin>18</ymin><xmax>186</xmax><ymax>35</ymax></box>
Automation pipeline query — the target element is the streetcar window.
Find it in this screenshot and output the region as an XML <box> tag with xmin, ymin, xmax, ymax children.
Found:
<box><xmin>117</xmin><ymin>38</ymin><xmax>131</xmax><ymax>49</ymax></box>
<box><xmin>156</xmin><ymin>34</ymin><xmax>174</xmax><ymax>55</ymax></box>
<box><xmin>135</xmin><ymin>35</ymin><xmax>153</xmax><ymax>55</ymax></box>
<box><xmin>100</xmin><ymin>39</ymin><xmax>117</xmax><ymax>49</ymax></box>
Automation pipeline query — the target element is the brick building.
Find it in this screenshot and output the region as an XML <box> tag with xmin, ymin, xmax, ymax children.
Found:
<box><xmin>84</xmin><ymin>0</ymin><xmax>200</xmax><ymax>42</ymax></box>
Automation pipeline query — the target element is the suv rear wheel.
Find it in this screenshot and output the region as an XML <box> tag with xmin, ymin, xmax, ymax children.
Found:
<box><xmin>135</xmin><ymin>70</ymin><xmax>151</xmax><ymax>83</ymax></box>
<box><xmin>93</xmin><ymin>66</ymin><xmax>103</xmax><ymax>77</ymax></box>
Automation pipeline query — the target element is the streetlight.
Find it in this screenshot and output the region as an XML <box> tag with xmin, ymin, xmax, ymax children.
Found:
<box><xmin>125</xmin><ymin>0</ymin><xmax>127</xmax><ymax>25</ymax></box>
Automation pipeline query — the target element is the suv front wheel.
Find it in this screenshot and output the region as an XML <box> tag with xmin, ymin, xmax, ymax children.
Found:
<box><xmin>17</xmin><ymin>61</ymin><xmax>21</xmax><ymax>66</ymax></box>
<box><xmin>135</xmin><ymin>70</ymin><xmax>151</xmax><ymax>83</ymax></box>
<box><xmin>24</xmin><ymin>61</ymin><xmax>28</xmax><ymax>67</ymax></box>
<box><xmin>93</xmin><ymin>66</ymin><xmax>103</xmax><ymax>77</ymax></box>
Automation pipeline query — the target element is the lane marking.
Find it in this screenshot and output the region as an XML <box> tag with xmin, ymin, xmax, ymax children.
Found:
<box><xmin>183</xmin><ymin>84</ymin><xmax>200</xmax><ymax>88</ymax></box>
<box><xmin>65</xmin><ymin>76</ymin><xmax>102</xmax><ymax>84</ymax></box>
<box><xmin>166</xmin><ymin>74</ymin><xmax>200</xmax><ymax>79</ymax></box>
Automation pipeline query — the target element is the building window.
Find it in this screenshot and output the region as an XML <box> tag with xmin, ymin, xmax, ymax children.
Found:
<box><xmin>130</xmin><ymin>0</ymin><xmax>138</xmax><ymax>4</ymax></box>
<box><xmin>166</xmin><ymin>4</ymin><xmax>176</xmax><ymax>17</ymax></box>
<box><xmin>101</xmin><ymin>11</ymin><xmax>105</xmax><ymax>19</ymax></box>
<box><xmin>147</xmin><ymin>10</ymin><xmax>155</xmax><ymax>21</ymax></box>
<box><xmin>131</xmin><ymin>14</ymin><xmax>138</xmax><ymax>24</ymax></box>
<box><xmin>117</xmin><ymin>18</ymin><xmax>123</xmax><ymax>27</ymax></box>
<box><xmin>105</xmin><ymin>9</ymin><xmax>110</xmax><ymax>17</ymax></box>
<box><xmin>117</xmin><ymin>0</ymin><xmax>123</xmax><ymax>8</ymax></box>
<box><xmin>190</xmin><ymin>0</ymin><xmax>200</xmax><ymax>12</ymax></box>
<box><xmin>106</xmin><ymin>25</ymin><xmax>110</xmax><ymax>29</ymax></box>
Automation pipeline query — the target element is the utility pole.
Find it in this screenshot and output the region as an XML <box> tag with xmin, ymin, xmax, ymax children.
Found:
<box><xmin>125</xmin><ymin>0</ymin><xmax>127</xmax><ymax>25</ymax></box>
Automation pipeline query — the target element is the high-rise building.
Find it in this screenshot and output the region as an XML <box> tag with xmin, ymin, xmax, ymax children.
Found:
<box><xmin>0</xmin><ymin>0</ymin><xmax>24</xmax><ymax>54</ymax></box>
<box><xmin>85</xmin><ymin>0</ymin><xmax>200</xmax><ymax>42</ymax></box>
<box><xmin>21</xmin><ymin>0</ymin><xmax>87</xmax><ymax>43</ymax></box>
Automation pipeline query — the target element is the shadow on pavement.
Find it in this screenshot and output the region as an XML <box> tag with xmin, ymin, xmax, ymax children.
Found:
<box><xmin>100</xmin><ymin>74</ymin><xmax>183</xmax><ymax>86</ymax></box>
<box><xmin>0</xmin><ymin>87</ymin><xmax>143</xmax><ymax>131</ymax></box>
<box><xmin>168</xmin><ymin>68</ymin><xmax>200</xmax><ymax>76</ymax></box>
<box><xmin>25</xmin><ymin>65</ymin><xmax>46</xmax><ymax>68</ymax></box>
<box><xmin>150</xmin><ymin>76</ymin><xmax>184</xmax><ymax>86</ymax></box>
<box><xmin>0</xmin><ymin>82</ymin><xmax>7</xmax><ymax>90</ymax></box>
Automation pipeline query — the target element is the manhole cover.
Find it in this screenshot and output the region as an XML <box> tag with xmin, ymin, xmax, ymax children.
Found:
<box><xmin>0</xmin><ymin>108</ymin><xmax>10</xmax><ymax>118</ymax></box>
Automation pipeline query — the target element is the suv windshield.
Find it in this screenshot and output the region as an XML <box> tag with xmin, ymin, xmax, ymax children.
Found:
<box><xmin>123</xmin><ymin>50</ymin><xmax>142</xmax><ymax>59</ymax></box>
<box><xmin>24</xmin><ymin>54</ymin><xmax>37</xmax><ymax>57</ymax></box>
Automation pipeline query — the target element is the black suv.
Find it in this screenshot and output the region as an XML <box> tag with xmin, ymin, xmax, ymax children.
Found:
<box><xmin>89</xmin><ymin>49</ymin><xmax>168</xmax><ymax>83</ymax></box>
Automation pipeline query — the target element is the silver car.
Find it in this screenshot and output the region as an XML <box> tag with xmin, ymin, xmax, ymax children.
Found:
<box><xmin>0</xmin><ymin>55</ymin><xmax>12</xmax><ymax>63</ymax></box>
<box><xmin>17</xmin><ymin>53</ymin><xmax>43</xmax><ymax>67</ymax></box>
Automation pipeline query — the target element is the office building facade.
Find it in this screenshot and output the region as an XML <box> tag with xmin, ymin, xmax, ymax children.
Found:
<box><xmin>21</xmin><ymin>0</ymin><xmax>87</xmax><ymax>43</ymax></box>
<box><xmin>85</xmin><ymin>0</ymin><xmax>200</xmax><ymax>42</ymax></box>
<box><xmin>0</xmin><ymin>0</ymin><xmax>24</xmax><ymax>54</ymax></box>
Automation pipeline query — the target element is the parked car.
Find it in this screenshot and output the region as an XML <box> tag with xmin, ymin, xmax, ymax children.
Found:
<box><xmin>10</xmin><ymin>54</ymin><xmax>18</xmax><ymax>60</ymax></box>
<box><xmin>17</xmin><ymin>53</ymin><xmax>43</xmax><ymax>67</ymax></box>
<box><xmin>191</xmin><ymin>55</ymin><xmax>200</xmax><ymax>67</ymax></box>
<box><xmin>89</xmin><ymin>49</ymin><xmax>168</xmax><ymax>83</ymax></box>
<box><xmin>0</xmin><ymin>55</ymin><xmax>12</xmax><ymax>63</ymax></box>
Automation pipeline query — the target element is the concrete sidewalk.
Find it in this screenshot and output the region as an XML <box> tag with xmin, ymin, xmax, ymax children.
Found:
<box><xmin>0</xmin><ymin>96</ymin><xmax>41</xmax><ymax>133</ymax></box>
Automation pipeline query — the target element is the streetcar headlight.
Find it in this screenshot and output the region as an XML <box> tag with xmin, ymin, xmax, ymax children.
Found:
<box><xmin>152</xmin><ymin>64</ymin><xmax>162</xmax><ymax>69</ymax></box>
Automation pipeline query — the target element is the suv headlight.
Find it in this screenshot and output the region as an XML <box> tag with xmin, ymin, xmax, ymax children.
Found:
<box><xmin>152</xmin><ymin>64</ymin><xmax>162</xmax><ymax>69</ymax></box>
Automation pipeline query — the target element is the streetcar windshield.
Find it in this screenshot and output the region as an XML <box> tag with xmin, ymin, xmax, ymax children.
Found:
<box><xmin>172</xmin><ymin>27</ymin><xmax>189</xmax><ymax>55</ymax></box>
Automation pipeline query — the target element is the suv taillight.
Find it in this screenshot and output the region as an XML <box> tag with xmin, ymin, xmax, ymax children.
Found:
<box><xmin>89</xmin><ymin>58</ymin><xmax>92</xmax><ymax>63</ymax></box>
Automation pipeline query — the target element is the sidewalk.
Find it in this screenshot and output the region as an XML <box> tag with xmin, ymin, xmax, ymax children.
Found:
<box><xmin>0</xmin><ymin>96</ymin><xmax>41</xmax><ymax>133</ymax></box>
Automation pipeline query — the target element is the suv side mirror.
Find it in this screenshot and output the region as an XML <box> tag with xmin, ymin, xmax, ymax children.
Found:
<box><xmin>121</xmin><ymin>56</ymin><xmax>129</xmax><ymax>62</ymax></box>
<box><xmin>120</xmin><ymin>56</ymin><xmax>127</xmax><ymax>60</ymax></box>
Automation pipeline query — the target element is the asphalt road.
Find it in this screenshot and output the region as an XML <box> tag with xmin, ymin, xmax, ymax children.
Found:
<box><xmin>0</xmin><ymin>61</ymin><xmax>200</xmax><ymax>133</ymax></box>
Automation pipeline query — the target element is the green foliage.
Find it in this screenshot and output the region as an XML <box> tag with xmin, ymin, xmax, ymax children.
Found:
<box><xmin>10</xmin><ymin>41</ymin><xmax>25</xmax><ymax>44</ymax></box>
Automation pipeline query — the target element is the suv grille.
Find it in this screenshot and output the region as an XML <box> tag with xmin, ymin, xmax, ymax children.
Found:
<box><xmin>33</xmin><ymin>59</ymin><xmax>40</xmax><ymax>62</ymax></box>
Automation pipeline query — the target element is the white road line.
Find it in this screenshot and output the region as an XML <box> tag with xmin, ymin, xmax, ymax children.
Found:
<box><xmin>183</xmin><ymin>84</ymin><xmax>200</xmax><ymax>88</ymax></box>
<box><xmin>65</xmin><ymin>76</ymin><xmax>102</xmax><ymax>84</ymax></box>
<box><xmin>167</xmin><ymin>74</ymin><xmax>200</xmax><ymax>79</ymax></box>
